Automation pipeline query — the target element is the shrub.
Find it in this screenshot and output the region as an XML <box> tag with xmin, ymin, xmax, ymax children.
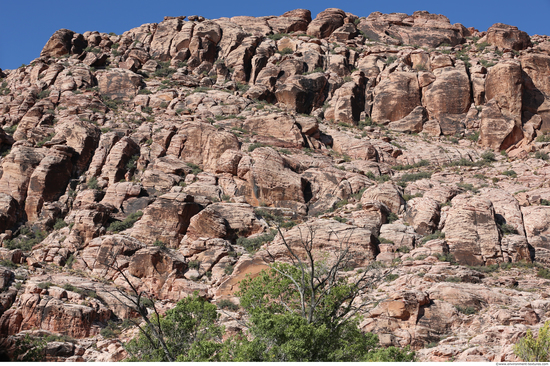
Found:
<box><xmin>455</xmin><ymin>305</ymin><xmax>477</xmax><ymax>315</ymax></box>
<box><xmin>88</xmin><ymin>176</ymin><xmax>99</xmax><ymax>190</ymax></box>
<box><xmin>153</xmin><ymin>240</ymin><xmax>166</xmax><ymax>248</ymax></box>
<box><xmin>387</xmin><ymin>212</ymin><xmax>399</xmax><ymax>223</ymax></box>
<box><xmin>53</xmin><ymin>218</ymin><xmax>68</xmax><ymax>230</ymax></box>
<box><xmin>537</xmin><ymin>267</ymin><xmax>550</xmax><ymax>279</ymax></box>
<box><xmin>267</xmin><ymin>33</ymin><xmax>288</xmax><ymax>41</ymax></box>
<box><xmin>37</xmin><ymin>90</ymin><xmax>51</xmax><ymax>99</ymax></box>
<box><xmin>248</xmin><ymin>142</ymin><xmax>267</xmax><ymax>152</ymax></box>
<box><xmin>535</xmin><ymin>151</ymin><xmax>550</xmax><ymax>160</ymax></box>
<box><xmin>514</xmin><ymin>320</ymin><xmax>550</xmax><ymax>361</ymax></box>
<box><xmin>378</xmin><ymin>237</ymin><xmax>394</xmax><ymax>244</ymax></box>
<box><xmin>396</xmin><ymin>246</ymin><xmax>410</xmax><ymax>253</ymax></box>
<box><xmin>188</xmin><ymin>260</ymin><xmax>200</xmax><ymax>270</ymax></box>
<box><xmin>237</xmin><ymin>231</ymin><xmax>276</xmax><ymax>253</ymax></box>
<box><xmin>435</xmin><ymin>253</ymin><xmax>455</xmax><ymax>263</ymax></box>
<box><xmin>186</xmin><ymin>162</ymin><xmax>202</xmax><ymax>175</ymax></box>
<box><xmin>107</xmin><ymin>211</ymin><xmax>143</xmax><ymax>233</ymax></box>
<box><xmin>392</xmin><ymin>160</ymin><xmax>429</xmax><ymax>171</ymax></box>
<box><xmin>65</xmin><ymin>254</ymin><xmax>75</xmax><ymax>269</ymax></box>
<box><xmin>499</xmin><ymin>222</ymin><xmax>518</xmax><ymax>235</ymax></box>
<box><xmin>37</xmin><ymin>282</ymin><xmax>53</xmax><ymax>289</ymax></box>
<box><xmin>0</xmin><ymin>259</ymin><xmax>16</xmax><ymax>269</ymax></box>
<box><xmin>457</xmin><ymin>182</ymin><xmax>479</xmax><ymax>194</ymax></box>
<box><xmin>421</xmin><ymin>230</ymin><xmax>445</xmax><ymax>244</ymax></box>
<box><xmin>502</xmin><ymin>170</ymin><xmax>517</xmax><ymax>178</ymax></box>
<box><xmin>217</xmin><ymin>299</ymin><xmax>239</xmax><ymax>311</ymax></box>
<box><xmin>445</xmin><ymin>276</ymin><xmax>461</xmax><ymax>283</ymax></box>
<box><xmin>385</xmin><ymin>274</ymin><xmax>399</xmax><ymax>282</ymax></box>
<box><xmin>536</xmin><ymin>134</ymin><xmax>550</xmax><ymax>143</ymax></box>
<box><xmin>224</xmin><ymin>264</ymin><xmax>234</xmax><ymax>275</ymax></box>
<box><xmin>399</xmin><ymin>171</ymin><xmax>431</xmax><ymax>183</ymax></box>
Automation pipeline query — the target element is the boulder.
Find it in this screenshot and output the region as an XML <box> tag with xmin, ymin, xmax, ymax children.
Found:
<box><xmin>53</xmin><ymin>119</ymin><xmax>101</xmax><ymax>175</ymax></box>
<box><xmin>422</xmin><ymin>66</ymin><xmax>470</xmax><ymax>119</ymax></box>
<box><xmin>443</xmin><ymin>195</ymin><xmax>502</xmax><ymax>265</ymax></box>
<box><xmin>479</xmin><ymin>100</ymin><xmax>523</xmax><ymax>151</ymax></box>
<box><xmin>130</xmin><ymin>192</ymin><xmax>201</xmax><ymax>247</ymax></box>
<box><xmin>0</xmin><ymin>147</ymin><xmax>45</xmax><ymax>206</ymax></box>
<box><xmin>0</xmin><ymin>194</ymin><xmax>18</xmax><ymax>233</ymax></box>
<box><xmin>388</xmin><ymin>106</ymin><xmax>428</xmax><ymax>133</ymax></box>
<box><xmin>241</xmin><ymin>113</ymin><xmax>304</xmax><ymax>147</ymax></box>
<box><xmin>96</xmin><ymin>69</ymin><xmax>143</xmax><ymax>102</ymax></box>
<box><xmin>99</xmin><ymin>136</ymin><xmax>140</xmax><ymax>186</ymax></box>
<box><xmin>522</xmin><ymin>206</ymin><xmax>550</xmax><ymax>263</ymax></box>
<box><xmin>307</xmin><ymin>8</ymin><xmax>346</xmax><ymax>39</ymax></box>
<box><xmin>260</xmin><ymin>219</ymin><xmax>378</xmax><ymax>267</ymax></box>
<box><xmin>150</xmin><ymin>18</ymin><xmax>182</xmax><ymax>60</ymax></box>
<box><xmin>486</xmin><ymin>23</ymin><xmax>531</xmax><ymax>51</ymax></box>
<box><xmin>325</xmin><ymin>78</ymin><xmax>366</xmax><ymax>125</ymax></box>
<box><xmin>25</xmin><ymin>145</ymin><xmax>74</xmax><ymax>222</ymax></box>
<box><xmin>275</xmin><ymin>72</ymin><xmax>328</xmax><ymax>114</ymax></box>
<box><xmin>371</xmin><ymin>72</ymin><xmax>421</xmax><ymax>123</ymax></box>
<box><xmin>485</xmin><ymin>61</ymin><xmax>523</xmax><ymax>118</ymax></box>
<box><xmin>521</xmin><ymin>54</ymin><xmax>550</xmax><ymax>131</ymax></box>
<box><xmin>268</xmin><ymin>9</ymin><xmax>311</xmax><ymax>34</ymax></box>
<box><xmin>361</xmin><ymin>182</ymin><xmax>405</xmax><ymax>214</ymax></box>
<box><xmin>404</xmin><ymin>197</ymin><xmax>441</xmax><ymax>235</ymax></box>
<box><xmin>40</xmin><ymin>29</ymin><xmax>75</xmax><ymax>57</ymax></box>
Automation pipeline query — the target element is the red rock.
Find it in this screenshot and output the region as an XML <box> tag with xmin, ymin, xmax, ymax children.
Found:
<box><xmin>307</xmin><ymin>8</ymin><xmax>346</xmax><ymax>39</ymax></box>
<box><xmin>371</xmin><ymin>72</ymin><xmax>421</xmax><ymax>123</ymax></box>
<box><xmin>486</xmin><ymin>23</ymin><xmax>531</xmax><ymax>51</ymax></box>
<box><xmin>40</xmin><ymin>29</ymin><xmax>75</xmax><ymax>58</ymax></box>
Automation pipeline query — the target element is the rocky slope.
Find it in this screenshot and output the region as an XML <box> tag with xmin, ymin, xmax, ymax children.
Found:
<box><xmin>1</xmin><ymin>8</ymin><xmax>550</xmax><ymax>361</ymax></box>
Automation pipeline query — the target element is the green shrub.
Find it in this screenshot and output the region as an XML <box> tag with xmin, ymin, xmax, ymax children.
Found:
<box><xmin>445</xmin><ymin>276</ymin><xmax>461</xmax><ymax>283</ymax></box>
<box><xmin>88</xmin><ymin>176</ymin><xmax>100</xmax><ymax>190</ymax></box>
<box><xmin>535</xmin><ymin>151</ymin><xmax>550</xmax><ymax>160</ymax></box>
<box><xmin>378</xmin><ymin>237</ymin><xmax>394</xmax><ymax>244</ymax></box>
<box><xmin>399</xmin><ymin>172</ymin><xmax>431</xmax><ymax>182</ymax></box>
<box><xmin>502</xmin><ymin>170</ymin><xmax>517</xmax><ymax>178</ymax></box>
<box><xmin>248</xmin><ymin>142</ymin><xmax>267</xmax><ymax>152</ymax></box>
<box><xmin>53</xmin><ymin>218</ymin><xmax>68</xmax><ymax>230</ymax></box>
<box><xmin>237</xmin><ymin>231</ymin><xmax>276</xmax><ymax>253</ymax></box>
<box><xmin>5</xmin><ymin>229</ymin><xmax>47</xmax><ymax>252</ymax></box>
<box><xmin>186</xmin><ymin>163</ymin><xmax>202</xmax><ymax>175</ymax></box>
<box><xmin>224</xmin><ymin>264</ymin><xmax>234</xmax><ymax>275</ymax></box>
<box><xmin>392</xmin><ymin>160</ymin><xmax>429</xmax><ymax>171</ymax></box>
<box><xmin>188</xmin><ymin>260</ymin><xmax>200</xmax><ymax>270</ymax></box>
<box><xmin>396</xmin><ymin>246</ymin><xmax>410</xmax><ymax>253</ymax></box>
<box><xmin>0</xmin><ymin>259</ymin><xmax>16</xmax><ymax>269</ymax></box>
<box><xmin>267</xmin><ymin>33</ymin><xmax>288</xmax><ymax>41</ymax></box>
<box><xmin>387</xmin><ymin>212</ymin><xmax>399</xmax><ymax>223</ymax></box>
<box><xmin>385</xmin><ymin>274</ymin><xmax>399</xmax><ymax>282</ymax></box>
<box><xmin>126</xmin><ymin>154</ymin><xmax>139</xmax><ymax>170</ymax></box>
<box><xmin>537</xmin><ymin>267</ymin><xmax>550</xmax><ymax>279</ymax></box>
<box><xmin>217</xmin><ymin>299</ymin><xmax>239</xmax><ymax>311</ymax></box>
<box><xmin>435</xmin><ymin>253</ymin><xmax>455</xmax><ymax>263</ymax></box>
<box><xmin>421</xmin><ymin>230</ymin><xmax>445</xmax><ymax>244</ymax></box>
<box><xmin>455</xmin><ymin>305</ymin><xmax>476</xmax><ymax>314</ymax></box>
<box><xmin>153</xmin><ymin>240</ymin><xmax>166</xmax><ymax>248</ymax></box>
<box><xmin>37</xmin><ymin>282</ymin><xmax>53</xmax><ymax>289</ymax></box>
<box><xmin>499</xmin><ymin>222</ymin><xmax>518</xmax><ymax>235</ymax></box>
<box><xmin>457</xmin><ymin>182</ymin><xmax>479</xmax><ymax>194</ymax></box>
<box><xmin>153</xmin><ymin>62</ymin><xmax>176</xmax><ymax>78</ymax></box>
<box><xmin>514</xmin><ymin>320</ymin><xmax>550</xmax><ymax>361</ymax></box>
<box><xmin>37</xmin><ymin>90</ymin><xmax>51</xmax><ymax>99</ymax></box>
<box><xmin>107</xmin><ymin>211</ymin><xmax>143</xmax><ymax>233</ymax></box>
<box><xmin>36</xmin><ymin>133</ymin><xmax>54</xmax><ymax>147</ymax></box>
<box><xmin>65</xmin><ymin>254</ymin><xmax>75</xmax><ymax>269</ymax></box>
<box><xmin>536</xmin><ymin>134</ymin><xmax>550</xmax><ymax>143</ymax></box>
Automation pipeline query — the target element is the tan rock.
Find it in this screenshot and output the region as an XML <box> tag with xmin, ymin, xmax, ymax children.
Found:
<box><xmin>521</xmin><ymin>54</ymin><xmax>550</xmax><ymax>131</ymax></box>
<box><xmin>242</xmin><ymin>113</ymin><xmax>304</xmax><ymax>147</ymax></box>
<box><xmin>307</xmin><ymin>8</ymin><xmax>346</xmax><ymax>38</ymax></box>
<box><xmin>361</xmin><ymin>182</ymin><xmax>405</xmax><ymax>214</ymax></box>
<box><xmin>485</xmin><ymin>61</ymin><xmax>523</xmax><ymax>118</ymax></box>
<box><xmin>130</xmin><ymin>192</ymin><xmax>201</xmax><ymax>247</ymax></box>
<box><xmin>486</xmin><ymin>23</ymin><xmax>531</xmax><ymax>51</ymax></box>
<box><xmin>99</xmin><ymin>136</ymin><xmax>140</xmax><ymax>186</ymax></box>
<box><xmin>40</xmin><ymin>29</ymin><xmax>74</xmax><ymax>57</ymax></box>
<box><xmin>0</xmin><ymin>194</ymin><xmax>18</xmax><ymax>233</ymax></box>
<box><xmin>422</xmin><ymin>66</ymin><xmax>470</xmax><ymax>119</ymax></box>
<box><xmin>404</xmin><ymin>197</ymin><xmax>441</xmax><ymax>235</ymax></box>
<box><xmin>388</xmin><ymin>106</ymin><xmax>428</xmax><ymax>133</ymax></box>
<box><xmin>325</xmin><ymin>78</ymin><xmax>366</xmax><ymax>125</ymax></box>
<box><xmin>96</xmin><ymin>69</ymin><xmax>143</xmax><ymax>102</ymax></box>
<box><xmin>479</xmin><ymin>100</ymin><xmax>523</xmax><ymax>151</ymax></box>
<box><xmin>268</xmin><ymin>9</ymin><xmax>311</xmax><ymax>34</ymax></box>
<box><xmin>443</xmin><ymin>195</ymin><xmax>502</xmax><ymax>265</ymax></box>
<box><xmin>522</xmin><ymin>206</ymin><xmax>550</xmax><ymax>263</ymax></box>
<box><xmin>25</xmin><ymin>145</ymin><xmax>74</xmax><ymax>222</ymax></box>
<box><xmin>371</xmin><ymin>72</ymin><xmax>421</xmax><ymax>123</ymax></box>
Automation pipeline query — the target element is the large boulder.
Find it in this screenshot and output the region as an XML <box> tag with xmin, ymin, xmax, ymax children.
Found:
<box><xmin>521</xmin><ymin>54</ymin><xmax>550</xmax><ymax>131</ymax></box>
<box><xmin>241</xmin><ymin>113</ymin><xmax>304</xmax><ymax>147</ymax></box>
<box><xmin>99</xmin><ymin>136</ymin><xmax>140</xmax><ymax>186</ymax></box>
<box><xmin>275</xmin><ymin>72</ymin><xmax>328</xmax><ymax>114</ymax></box>
<box><xmin>404</xmin><ymin>197</ymin><xmax>440</xmax><ymax>235</ymax></box>
<box><xmin>268</xmin><ymin>9</ymin><xmax>311</xmax><ymax>34</ymax></box>
<box><xmin>96</xmin><ymin>69</ymin><xmax>143</xmax><ymax>102</ymax></box>
<box><xmin>325</xmin><ymin>78</ymin><xmax>366</xmax><ymax>125</ymax></box>
<box><xmin>486</xmin><ymin>23</ymin><xmax>531</xmax><ymax>51</ymax></box>
<box><xmin>443</xmin><ymin>195</ymin><xmax>502</xmax><ymax>265</ymax></box>
<box><xmin>361</xmin><ymin>182</ymin><xmax>405</xmax><ymax>214</ymax></box>
<box><xmin>25</xmin><ymin>145</ymin><xmax>74</xmax><ymax>222</ymax></box>
<box><xmin>0</xmin><ymin>146</ymin><xmax>45</xmax><ymax>205</ymax></box>
<box><xmin>479</xmin><ymin>100</ymin><xmax>523</xmax><ymax>151</ymax></box>
<box><xmin>485</xmin><ymin>61</ymin><xmax>523</xmax><ymax>118</ymax></box>
<box><xmin>40</xmin><ymin>29</ymin><xmax>76</xmax><ymax>57</ymax></box>
<box><xmin>422</xmin><ymin>66</ymin><xmax>470</xmax><ymax>119</ymax></box>
<box><xmin>130</xmin><ymin>192</ymin><xmax>201</xmax><ymax>247</ymax></box>
<box><xmin>150</xmin><ymin>18</ymin><xmax>182</xmax><ymax>60</ymax></box>
<box><xmin>522</xmin><ymin>206</ymin><xmax>550</xmax><ymax>263</ymax></box>
<box><xmin>306</xmin><ymin>8</ymin><xmax>346</xmax><ymax>39</ymax></box>
<box><xmin>0</xmin><ymin>194</ymin><xmax>18</xmax><ymax>233</ymax></box>
<box><xmin>371</xmin><ymin>72</ymin><xmax>421</xmax><ymax>124</ymax></box>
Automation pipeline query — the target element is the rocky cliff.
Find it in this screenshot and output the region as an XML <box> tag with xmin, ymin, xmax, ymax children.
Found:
<box><xmin>1</xmin><ymin>8</ymin><xmax>550</xmax><ymax>361</ymax></box>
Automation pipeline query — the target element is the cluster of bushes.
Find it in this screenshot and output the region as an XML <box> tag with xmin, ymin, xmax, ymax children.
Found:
<box><xmin>107</xmin><ymin>211</ymin><xmax>143</xmax><ymax>233</ymax></box>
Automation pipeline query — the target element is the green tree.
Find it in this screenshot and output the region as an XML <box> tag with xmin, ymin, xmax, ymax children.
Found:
<box><xmin>219</xmin><ymin>225</ymin><xmax>415</xmax><ymax>362</ymax></box>
<box><xmin>514</xmin><ymin>320</ymin><xmax>550</xmax><ymax>362</ymax></box>
<box><xmin>125</xmin><ymin>293</ymin><xmax>223</xmax><ymax>362</ymax></box>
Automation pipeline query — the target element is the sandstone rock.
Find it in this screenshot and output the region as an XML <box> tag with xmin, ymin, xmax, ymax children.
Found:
<box><xmin>325</xmin><ymin>78</ymin><xmax>366</xmax><ymax>125</ymax></box>
<box><xmin>361</xmin><ymin>182</ymin><xmax>405</xmax><ymax>214</ymax></box>
<box><xmin>0</xmin><ymin>194</ymin><xmax>18</xmax><ymax>233</ymax></box>
<box><xmin>166</xmin><ymin>121</ymin><xmax>240</xmax><ymax>172</ymax></box>
<box><xmin>479</xmin><ymin>100</ymin><xmax>523</xmax><ymax>151</ymax></box>
<box><xmin>422</xmin><ymin>66</ymin><xmax>470</xmax><ymax>119</ymax></box>
<box><xmin>185</xmin><ymin>203</ymin><xmax>266</xmax><ymax>242</ymax></box>
<box><xmin>242</xmin><ymin>113</ymin><xmax>304</xmax><ymax>147</ymax></box>
<box><xmin>0</xmin><ymin>146</ymin><xmax>45</xmax><ymax>205</ymax></box>
<box><xmin>443</xmin><ymin>195</ymin><xmax>502</xmax><ymax>265</ymax></box>
<box><xmin>99</xmin><ymin>136</ymin><xmax>140</xmax><ymax>186</ymax></box>
<box><xmin>127</xmin><ymin>247</ymin><xmax>186</xmax><ymax>280</ymax></box>
<box><xmin>307</xmin><ymin>8</ymin><xmax>346</xmax><ymax>39</ymax></box>
<box><xmin>268</xmin><ymin>9</ymin><xmax>311</xmax><ymax>34</ymax></box>
<box><xmin>485</xmin><ymin>61</ymin><xmax>523</xmax><ymax>118</ymax></box>
<box><xmin>371</xmin><ymin>72</ymin><xmax>420</xmax><ymax>123</ymax></box>
<box><xmin>0</xmin><ymin>293</ymin><xmax>110</xmax><ymax>338</ymax></box>
<box><xmin>404</xmin><ymin>197</ymin><xmax>441</xmax><ymax>235</ymax></box>
<box><xmin>41</xmin><ymin>29</ymin><xmax>76</xmax><ymax>57</ymax></box>
<box><xmin>25</xmin><ymin>145</ymin><xmax>74</xmax><ymax>222</ymax></box>
<box><xmin>260</xmin><ymin>219</ymin><xmax>378</xmax><ymax>267</ymax></box>
<box><xmin>53</xmin><ymin>119</ymin><xmax>101</xmax><ymax>175</ymax></box>
<box><xmin>130</xmin><ymin>192</ymin><xmax>201</xmax><ymax>247</ymax></box>
<box><xmin>486</xmin><ymin>23</ymin><xmax>531</xmax><ymax>51</ymax></box>
<box><xmin>99</xmin><ymin>182</ymin><xmax>143</xmax><ymax>211</ymax></box>
<box><xmin>521</xmin><ymin>54</ymin><xmax>550</xmax><ymax>131</ymax></box>
<box><xmin>237</xmin><ymin>147</ymin><xmax>305</xmax><ymax>210</ymax></box>
<box><xmin>275</xmin><ymin>73</ymin><xmax>328</xmax><ymax>114</ymax></box>
<box><xmin>522</xmin><ymin>206</ymin><xmax>550</xmax><ymax>263</ymax></box>
<box><xmin>479</xmin><ymin>188</ymin><xmax>525</xmax><ymax>236</ymax></box>
<box><xmin>388</xmin><ymin>106</ymin><xmax>428</xmax><ymax>133</ymax></box>
<box><xmin>96</xmin><ymin>69</ymin><xmax>143</xmax><ymax>102</ymax></box>
<box><xmin>150</xmin><ymin>18</ymin><xmax>182</xmax><ymax>61</ymax></box>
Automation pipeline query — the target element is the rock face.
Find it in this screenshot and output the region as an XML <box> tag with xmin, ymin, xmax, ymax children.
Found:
<box><xmin>131</xmin><ymin>192</ymin><xmax>202</xmax><ymax>247</ymax></box>
<box><xmin>486</xmin><ymin>23</ymin><xmax>532</xmax><ymax>50</ymax></box>
<box><xmin>4</xmin><ymin>7</ymin><xmax>550</xmax><ymax>363</ymax></box>
<box><xmin>371</xmin><ymin>72</ymin><xmax>420</xmax><ymax>123</ymax></box>
<box><xmin>443</xmin><ymin>195</ymin><xmax>502</xmax><ymax>265</ymax></box>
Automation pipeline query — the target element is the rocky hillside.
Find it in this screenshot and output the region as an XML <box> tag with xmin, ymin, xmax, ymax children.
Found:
<box><xmin>1</xmin><ymin>7</ymin><xmax>550</xmax><ymax>361</ymax></box>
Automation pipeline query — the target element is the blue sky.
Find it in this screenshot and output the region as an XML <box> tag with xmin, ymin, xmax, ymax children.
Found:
<box><xmin>1</xmin><ymin>0</ymin><xmax>549</xmax><ymax>70</ymax></box>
